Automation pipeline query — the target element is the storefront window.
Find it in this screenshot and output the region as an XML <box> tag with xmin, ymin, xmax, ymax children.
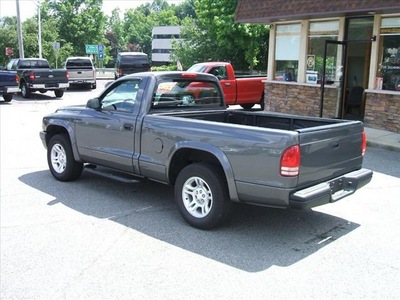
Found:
<box><xmin>275</xmin><ymin>24</ymin><xmax>301</xmax><ymax>81</ymax></box>
<box><xmin>308</xmin><ymin>20</ymin><xmax>339</xmax><ymax>84</ymax></box>
<box><xmin>378</xmin><ymin>17</ymin><xmax>400</xmax><ymax>91</ymax></box>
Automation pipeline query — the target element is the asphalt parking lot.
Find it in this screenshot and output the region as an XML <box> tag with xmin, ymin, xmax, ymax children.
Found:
<box><xmin>1</xmin><ymin>82</ymin><xmax>399</xmax><ymax>299</ymax></box>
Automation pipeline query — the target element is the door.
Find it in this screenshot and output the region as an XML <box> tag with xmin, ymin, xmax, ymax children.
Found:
<box><xmin>320</xmin><ymin>17</ymin><xmax>374</xmax><ymax>120</ymax></box>
<box><xmin>75</xmin><ymin>78</ymin><xmax>142</xmax><ymax>172</ymax></box>
<box><xmin>320</xmin><ymin>41</ymin><xmax>347</xmax><ymax>118</ymax></box>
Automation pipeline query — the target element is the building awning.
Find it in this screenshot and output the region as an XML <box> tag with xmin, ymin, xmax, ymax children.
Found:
<box><xmin>235</xmin><ymin>0</ymin><xmax>400</xmax><ymax>24</ymax></box>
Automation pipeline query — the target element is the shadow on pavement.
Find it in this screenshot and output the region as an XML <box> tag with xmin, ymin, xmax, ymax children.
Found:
<box><xmin>19</xmin><ymin>170</ymin><xmax>359</xmax><ymax>272</ymax></box>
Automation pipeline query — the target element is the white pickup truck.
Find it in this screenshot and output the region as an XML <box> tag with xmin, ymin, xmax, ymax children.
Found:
<box><xmin>63</xmin><ymin>57</ymin><xmax>96</xmax><ymax>89</ymax></box>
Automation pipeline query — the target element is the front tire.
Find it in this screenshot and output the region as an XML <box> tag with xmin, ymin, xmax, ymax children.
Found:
<box><xmin>21</xmin><ymin>82</ymin><xmax>31</xmax><ymax>98</ymax></box>
<box><xmin>47</xmin><ymin>134</ymin><xmax>83</xmax><ymax>181</ymax></box>
<box><xmin>174</xmin><ymin>162</ymin><xmax>232</xmax><ymax>229</ymax></box>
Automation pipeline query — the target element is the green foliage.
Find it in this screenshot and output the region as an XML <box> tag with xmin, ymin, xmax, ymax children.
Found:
<box><xmin>171</xmin><ymin>0</ymin><xmax>269</xmax><ymax>71</ymax></box>
<box><xmin>151</xmin><ymin>64</ymin><xmax>178</xmax><ymax>71</ymax></box>
<box><xmin>46</xmin><ymin>0</ymin><xmax>106</xmax><ymax>55</ymax></box>
<box><xmin>0</xmin><ymin>0</ymin><xmax>269</xmax><ymax>71</ymax></box>
<box><xmin>0</xmin><ymin>17</ymin><xmax>18</xmax><ymax>66</ymax></box>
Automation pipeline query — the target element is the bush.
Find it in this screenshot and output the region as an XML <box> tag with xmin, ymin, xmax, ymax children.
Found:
<box><xmin>151</xmin><ymin>64</ymin><xmax>178</xmax><ymax>71</ymax></box>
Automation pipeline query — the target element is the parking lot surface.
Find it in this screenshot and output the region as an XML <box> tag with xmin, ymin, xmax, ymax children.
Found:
<box><xmin>1</xmin><ymin>82</ymin><xmax>399</xmax><ymax>299</ymax></box>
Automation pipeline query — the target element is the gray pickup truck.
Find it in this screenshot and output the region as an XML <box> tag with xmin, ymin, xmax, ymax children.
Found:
<box><xmin>40</xmin><ymin>71</ymin><xmax>373</xmax><ymax>229</ymax></box>
<box><xmin>63</xmin><ymin>56</ymin><xmax>96</xmax><ymax>89</ymax></box>
<box><xmin>6</xmin><ymin>58</ymin><xmax>69</xmax><ymax>98</ymax></box>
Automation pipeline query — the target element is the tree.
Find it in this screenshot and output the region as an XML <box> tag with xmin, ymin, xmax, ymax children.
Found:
<box><xmin>0</xmin><ymin>17</ymin><xmax>18</xmax><ymax>66</ymax></box>
<box><xmin>45</xmin><ymin>0</ymin><xmax>106</xmax><ymax>55</ymax></box>
<box><xmin>172</xmin><ymin>0</ymin><xmax>269</xmax><ymax>71</ymax></box>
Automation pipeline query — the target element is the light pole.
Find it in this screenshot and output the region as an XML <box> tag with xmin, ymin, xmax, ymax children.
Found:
<box><xmin>37</xmin><ymin>0</ymin><xmax>42</xmax><ymax>58</ymax></box>
<box><xmin>16</xmin><ymin>0</ymin><xmax>24</xmax><ymax>58</ymax></box>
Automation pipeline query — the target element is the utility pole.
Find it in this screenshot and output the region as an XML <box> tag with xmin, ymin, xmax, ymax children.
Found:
<box><xmin>16</xmin><ymin>0</ymin><xmax>25</xmax><ymax>58</ymax></box>
<box><xmin>37</xmin><ymin>0</ymin><xmax>42</xmax><ymax>58</ymax></box>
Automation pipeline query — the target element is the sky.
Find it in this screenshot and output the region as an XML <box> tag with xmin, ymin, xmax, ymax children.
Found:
<box><xmin>0</xmin><ymin>0</ymin><xmax>184</xmax><ymax>20</ymax></box>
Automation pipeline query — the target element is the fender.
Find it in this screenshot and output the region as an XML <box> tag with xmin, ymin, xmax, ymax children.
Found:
<box><xmin>45</xmin><ymin>117</ymin><xmax>82</xmax><ymax>162</ymax></box>
<box><xmin>167</xmin><ymin>140</ymin><xmax>240</xmax><ymax>202</ymax></box>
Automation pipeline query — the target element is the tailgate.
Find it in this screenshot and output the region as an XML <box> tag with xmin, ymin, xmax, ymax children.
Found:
<box><xmin>297</xmin><ymin>121</ymin><xmax>364</xmax><ymax>187</ymax></box>
<box><xmin>34</xmin><ymin>70</ymin><xmax>68</xmax><ymax>84</ymax></box>
<box><xmin>69</xmin><ymin>70</ymin><xmax>95</xmax><ymax>80</ymax></box>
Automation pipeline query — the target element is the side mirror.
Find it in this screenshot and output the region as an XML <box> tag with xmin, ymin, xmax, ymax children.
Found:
<box><xmin>86</xmin><ymin>98</ymin><xmax>101</xmax><ymax>110</ymax></box>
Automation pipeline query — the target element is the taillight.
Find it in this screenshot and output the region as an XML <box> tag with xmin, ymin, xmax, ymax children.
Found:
<box><xmin>15</xmin><ymin>74</ymin><xmax>19</xmax><ymax>84</ymax></box>
<box><xmin>118</xmin><ymin>68</ymin><xmax>123</xmax><ymax>76</ymax></box>
<box><xmin>362</xmin><ymin>131</ymin><xmax>367</xmax><ymax>156</ymax></box>
<box><xmin>280</xmin><ymin>145</ymin><xmax>300</xmax><ymax>176</ymax></box>
<box><xmin>29</xmin><ymin>71</ymin><xmax>35</xmax><ymax>81</ymax></box>
<box><xmin>181</xmin><ymin>73</ymin><xmax>197</xmax><ymax>78</ymax></box>
<box><xmin>66</xmin><ymin>71</ymin><xmax>69</xmax><ymax>80</ymax></box>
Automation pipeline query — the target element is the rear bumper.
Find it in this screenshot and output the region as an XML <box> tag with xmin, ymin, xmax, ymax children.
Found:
<box><xmin>69</xmin><ymin>79</ymin><xmax>96</xmax><ymax>84</ymax></box>
<box><xmin>289</xmin><ymin>168</ymin><xmax>373</xmax><ymax>209</ymax></box>
<box><xmin>30</xmin><ymin>83</ymin><xmax>69</xmax><ymax>89</ymax></box>
<box><xmin>1</xmin><ymin>86</ymin><xmax>20</xmax><ymax>94</ymax></box>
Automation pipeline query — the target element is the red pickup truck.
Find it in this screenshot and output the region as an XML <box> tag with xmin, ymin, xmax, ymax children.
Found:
<box><xmin>187</xmin><ymin>62</ymin><xmax>267</xmax><ymax>109</ymax></box>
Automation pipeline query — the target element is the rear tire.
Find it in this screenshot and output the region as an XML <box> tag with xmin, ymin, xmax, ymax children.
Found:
<box><xmin>260</xmin><ymin>93</ymin><xmax>265</xmax><ymax>110</ymax></box>
<box><xmin>240</xmin><ymin>104</ymin><xmax>254</xmax><ymax>109</ymax></box>
<box><xmin>54</xmin><ymin>89</ymin><xmax>64</xmax><ymax>98</ymax></box>
<box><xmin>174</xmin><ymin>162</ymin><xmax>232</xmax><ymax>229</ymax></box>
<box><xmin>21</xmin><ymin>82</ymin><xmax>31</xmax><ymax>98</ymax></box>
<box><xmin>47</xmin><ymin>134</ymin><xmax>83</xmax><ymax>181</ymax></box>
<box><xmin>3</xmin><ymin>94</ymin><xmax>12</xmax><ymax>102</ymax></box>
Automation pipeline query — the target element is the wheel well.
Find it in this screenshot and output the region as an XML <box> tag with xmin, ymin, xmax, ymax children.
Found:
<box><xmin>19</xmin><ymin>78</ymin><xmax>26</xmax><ymax>88</ymax></box>
<box><xmin>168</xmin><ymin>149</ymin><xmax>224</xmax><ymax>185</ymax></box>
<box><xmin>44</xmin><ymin>125</ymin><xmax>69</xmax><ymax>146</ymax></box>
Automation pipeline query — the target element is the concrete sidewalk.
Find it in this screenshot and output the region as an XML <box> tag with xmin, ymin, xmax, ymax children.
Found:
<box><xmin>365</xmin><ymin>127</ymin><xmax>400</xmax><ymax>152</ymax></box>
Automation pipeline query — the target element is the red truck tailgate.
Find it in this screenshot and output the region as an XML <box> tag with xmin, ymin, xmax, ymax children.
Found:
<box><xmin>297</xmin><ymin>122</ymin><xmax>364</xmax><ymax>188</ymax></box>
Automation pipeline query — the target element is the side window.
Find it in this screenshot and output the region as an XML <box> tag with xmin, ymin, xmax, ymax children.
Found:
<box><xmin>101</xmin><ymin>79</ymin><xmax>140</xmax><ymax>112</ymax></box>
<box><xmin>209</xmin><ymin>66</ymin><xmax>227</xmax><ymax>80</ymax></box>
<box><xmin>6</xmin><ymin>60</ymin><xmax>15</xmax><ymax>70</ymax></box>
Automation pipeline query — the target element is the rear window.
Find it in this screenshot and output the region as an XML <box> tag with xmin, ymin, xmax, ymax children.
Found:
<box><xmin>19</xmin><ymin>60</ymin><xmax>50</xmax><ymax>69</ymax></box>
<box><xmin>65</xmin><ymin>59</ymin><xmax>93</xmax><ymax>69</ymax></box>
<box><xmin>151</xmin><ymin>78</ymin><xmax>223</xmax><ymax>110</ymax></box>
<box><xmin>120</xmin><ymin>55</ymin><xmax>149</xmax><ymax>65</ymax></box>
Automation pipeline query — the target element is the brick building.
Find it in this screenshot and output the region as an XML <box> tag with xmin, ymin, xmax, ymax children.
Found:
<box><xmin>235</xmin><ymin>0</ymin><xmax>400</xmax><ymax>133</ymax></box>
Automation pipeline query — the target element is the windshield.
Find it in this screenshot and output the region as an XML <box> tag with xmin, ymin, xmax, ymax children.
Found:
<box><xmin>152</xmin><ymin>78</ymin><xmax>223</xmax><ymax>109</ymax></box>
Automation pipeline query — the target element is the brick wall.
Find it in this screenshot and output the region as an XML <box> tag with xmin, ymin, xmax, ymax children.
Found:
<box><xmin>264</xmin><ymin>82</ymin><xmax>338</xmax><ymax>118</ymax></box>
<box><xmin>364</xmin><ymin>92</ymin><xmax>400</xmax><ymax>133</ymax></box>
<box><xmin>264</xmin><ymin>82</ymin><xmax>400</xmax><ymax>133</ymax></box>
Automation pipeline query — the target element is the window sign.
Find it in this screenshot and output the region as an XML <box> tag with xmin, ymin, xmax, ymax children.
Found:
<box><xmin>275</xmin><ymin>24</ymin><xmax>301</xmax><ymax>81</ymax></box>
<box><xmin>378</xmin><ymin>17</ymin><xmax>400</xmax><ymax>91</ymax></box>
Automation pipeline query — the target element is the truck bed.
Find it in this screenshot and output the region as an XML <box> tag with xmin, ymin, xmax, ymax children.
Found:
<box><xmin>147</xmin><ymin>109</ymin><xmax>364</xmax><ymax>192</ymax></box>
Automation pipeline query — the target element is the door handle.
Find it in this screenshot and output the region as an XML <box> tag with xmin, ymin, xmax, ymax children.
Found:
<box><xmin>225</xmin><ymin>83</ymin><xmax>231</xmax><ymax>87</ymax></box>
<box><xmin>123</xmin><ymin>123</ymin><xmax>134</xmax><ymax>130</ymax></box>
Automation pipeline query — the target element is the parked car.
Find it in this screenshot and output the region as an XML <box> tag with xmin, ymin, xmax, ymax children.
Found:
<box><xmin>114</xmin><ymin>52</ymin><xmax>151</xmax><ymax>79</ymax></box>
<box><xmin>40</xmin><ymin>71</ymin><xmax>372</xmax><ymax>229</ymax></box>
<box><xmin>63</xmin><ymin>56</ymin><xmax>96</xmax><ymax>89</ymax></box>
<box><xmin>0</xmin><ymin>68</ymin><xmax>19</xmax><ymax>102</ymax></box>
<box><xmin>5</xmin><ymin>58</ymin><xmax>69</xmax><ymax>98</ymax></box>
<box><xmin>187</xmin><ymin>62</ymin><xmax>267</xmax><ymax>109</ymax></box>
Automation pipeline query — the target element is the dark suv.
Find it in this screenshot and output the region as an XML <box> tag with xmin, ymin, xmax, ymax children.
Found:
<box><xmin>114</xmin><ymin>52</ymin><xmax>151</xmax><ymax>79</ymax></box>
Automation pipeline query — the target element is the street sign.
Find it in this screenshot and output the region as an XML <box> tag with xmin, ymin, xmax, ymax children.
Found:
<box><xmin>85</xmin><ymin>44</ymin><xmax>98</xmax><ymax>54</ymax></box>
<box><xmin>5</xmin><ymin>47</ymin><xmax>13</xmax><ymax>56</ymax></box>
<box><xmin>98</xmin><ymin>44</ymin><xmax>104</xmax><ymax>60</ymax></box>
<box><xmin>53</xmin><ymin>42</ymin><xmax>60</xmax><ymax>50</ymax></box>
